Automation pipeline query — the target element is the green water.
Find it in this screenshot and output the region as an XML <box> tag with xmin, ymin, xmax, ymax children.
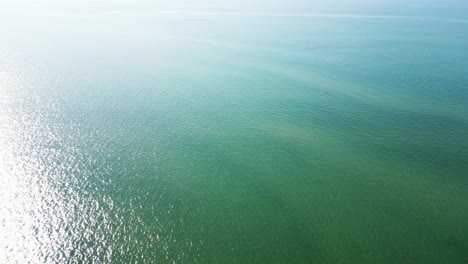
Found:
<box><xmin>1</xmin><ymin>11</ymin><xmax>468</xmax><ymax>263</ymax></box>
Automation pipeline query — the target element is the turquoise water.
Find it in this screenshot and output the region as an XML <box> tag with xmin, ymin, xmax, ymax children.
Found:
<box><xmin>1</xmin><ymin>11</ymin><xmax>468</xmax><ymax>263</ymax></box>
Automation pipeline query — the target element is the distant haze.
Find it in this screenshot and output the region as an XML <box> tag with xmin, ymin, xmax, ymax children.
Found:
<box><xmin>1</xmin><ymin>0</ymin><xmax>468</xmax><ymax>17</ymax></box>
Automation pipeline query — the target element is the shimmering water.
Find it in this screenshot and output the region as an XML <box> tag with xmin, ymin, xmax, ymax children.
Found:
<box><xmin>1</xmin><ymin>10</ymin><xmax>468</xmax><ymax>263</ymax></box>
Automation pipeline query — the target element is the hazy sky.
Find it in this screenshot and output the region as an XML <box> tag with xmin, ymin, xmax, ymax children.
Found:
<box><xmin>1</xmin><ymin>0</ymin><xmax>467</xmax><ymax>16</ymax></box>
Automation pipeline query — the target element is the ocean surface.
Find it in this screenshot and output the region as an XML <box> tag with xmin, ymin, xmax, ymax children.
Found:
<box><xmin>1</xmin><ymin>10</ymin><xmax>467</xmax><ymax>263</ymax></box>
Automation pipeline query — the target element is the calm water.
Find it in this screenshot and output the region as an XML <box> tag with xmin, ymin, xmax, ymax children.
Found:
<box><xmin>1</xmin><ymin>11</ymin><xmax>468</xmax><ymax>263</ymax></box>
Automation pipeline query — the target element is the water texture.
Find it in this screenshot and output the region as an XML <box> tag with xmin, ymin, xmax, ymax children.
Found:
<box><xmin>1</xmin><ymin>11</ymin><xmax>467</xmax><ymax>263</ymax></box>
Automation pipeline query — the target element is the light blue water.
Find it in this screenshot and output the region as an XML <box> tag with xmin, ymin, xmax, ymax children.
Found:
<box><xmin>1</xmin><ymin>11</ymin><xmax>468</xmax><ymax>263</ymax></box>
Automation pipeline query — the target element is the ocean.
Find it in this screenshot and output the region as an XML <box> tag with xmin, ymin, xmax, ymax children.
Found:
<box><xmin>1</xmin><ymin>10</ymin><xmax>467</xmax><ymax>263</ymax></box>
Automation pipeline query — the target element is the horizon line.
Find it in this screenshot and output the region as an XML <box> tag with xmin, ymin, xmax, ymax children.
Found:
<box><xmin>6</xmin><ymin>9</ymin><xmax>468</xmax><ymax>23</ymax></box>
